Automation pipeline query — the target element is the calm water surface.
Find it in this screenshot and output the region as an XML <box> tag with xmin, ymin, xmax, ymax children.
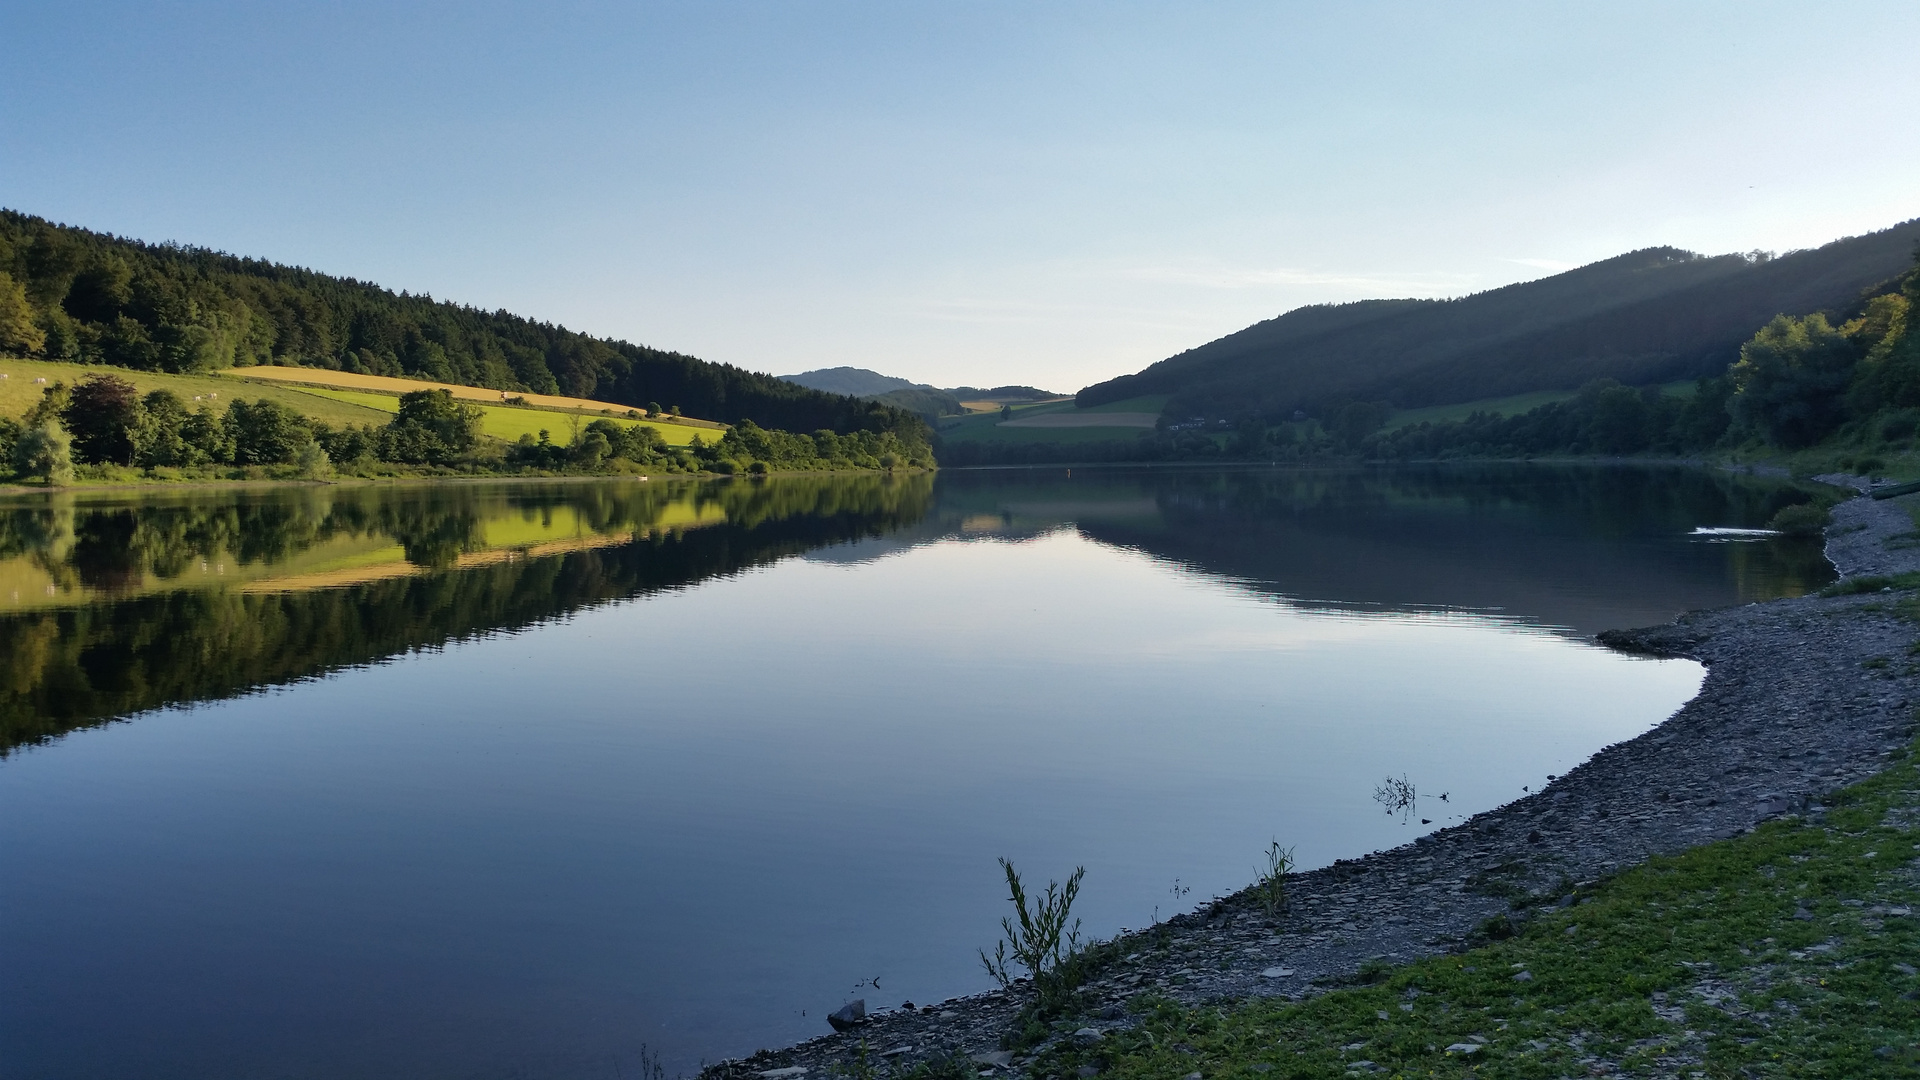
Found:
<box><xmin>0</xmin><ymin>466</ymin><xmax>1830</xmax><ymax>1078</ymax></box>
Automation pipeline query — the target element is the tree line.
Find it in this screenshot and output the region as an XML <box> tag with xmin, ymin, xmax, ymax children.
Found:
<box><xmin>0</xmin><ymin>209</ymin><xmax>930</xmax><ymax>450</ymax></box>
<box><xmin>1</xmin><ymin>375</ymin><xmax>488</xmax><ymax>481</ymax></box>
<box><xmin>1</xmin><ymin>372</ymin><xmax>936</xmax><ymax>483</ymax></box>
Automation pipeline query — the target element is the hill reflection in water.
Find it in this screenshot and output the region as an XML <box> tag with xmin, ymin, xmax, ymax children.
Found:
<box><xmin>914</xmin><ymin>465</ymin><xmax>1831</xmax><ymax>636</ymax></box>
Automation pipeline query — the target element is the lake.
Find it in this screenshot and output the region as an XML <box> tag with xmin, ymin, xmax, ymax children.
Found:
<box><xmin>0</xmin><ymin>466</ymin><xmax>1830</xmax><ymax>1078</ymax></box>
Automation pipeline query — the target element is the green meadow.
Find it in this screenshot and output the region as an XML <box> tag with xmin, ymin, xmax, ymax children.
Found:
<box><xmin>0</xmin><ymin>356</ymin><xmax>393</xmax><ymax>428</ymax></box>
<box><xmin>282</xmin><ymin>386</ymin><xmax>710</xmax><ymax>447</ymax></box>
<box><xmin>0</xmin><ymin>356</ymin><xmax>714</xmax><ymax>448</ymax></box>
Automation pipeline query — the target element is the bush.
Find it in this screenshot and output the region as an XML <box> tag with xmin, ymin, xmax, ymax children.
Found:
<box><xmin>225</xmin><ymin>398</ymin><xmax>310</xmax><ymax>465</ymax></box>
<box><xmin>11</xmin><ymin>420</ymin><xmax>74</xmax><ymax>484</ymax></box>
<box><xmin>1768</xmin><ymin>502</ymin><xmax>1830</xmax><ymax>537</ymax></box>
<box><xmin>380</xmin><ymin>389</ymin><xmax>481</xmax><ymax>465</ymax></box>
<box><xmin>293</xmin><ymin>437</ymin><xmax>331</xmax><ymax>479</ymax></box>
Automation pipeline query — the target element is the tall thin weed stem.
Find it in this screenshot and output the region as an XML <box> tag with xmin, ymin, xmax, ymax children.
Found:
<box><xmin>1257</xmin><ymin>839</ymin><xmax>1295</xmax><ymax>918</ymax></box>
<box><xmin>979</xmin><ymin>858</ymin><xmax>1085</xmax><ymax>989</ymax></box>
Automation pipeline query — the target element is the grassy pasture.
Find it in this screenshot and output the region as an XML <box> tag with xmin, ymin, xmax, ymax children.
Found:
<box><xmin>283</xmin><ymin>387</ymin><xmax>711</xmax><ymax>447</ymax></box>
<box><xmin>0</xmin><ymin>356</ymin><xmax>393</xmax><ymax>428</ymax></box>
<box><xmin>220</xmin><ymin>365</ymin><xmax>727</xmax><ymax>428</ymax></box>
<box><xmin>0</xmin><ymin>356</ymin><xmax>714</xmax><ymax>447</ymax></box>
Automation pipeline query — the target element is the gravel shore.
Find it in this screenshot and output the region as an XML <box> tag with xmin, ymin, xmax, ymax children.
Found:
<box><xmin>704</xmin><ymin>481</ymin><xmax>1920</xmax><ymax>1080</ymax></box>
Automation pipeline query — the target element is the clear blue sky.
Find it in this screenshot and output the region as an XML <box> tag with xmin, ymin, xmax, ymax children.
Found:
<box><xmin>4</xmin><ymin>1</ymin><xmax>1916</xmax><ymax>392</ymax></box>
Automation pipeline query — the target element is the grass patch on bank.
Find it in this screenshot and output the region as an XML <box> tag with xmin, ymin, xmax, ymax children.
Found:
<box><xmin>1039</xmin><ymin>743</ymin><xmax>1920</xmax><ymax>1079</ymax></box>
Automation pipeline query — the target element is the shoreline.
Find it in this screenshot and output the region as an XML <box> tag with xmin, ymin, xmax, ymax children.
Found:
<box><xmin>701</xmin><ymin>478</ymin><xmax>1918</xmax><ymax>1078</ymax></box>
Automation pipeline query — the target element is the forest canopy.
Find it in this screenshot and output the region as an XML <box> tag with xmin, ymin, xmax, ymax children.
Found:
<box><xmin>0</xmin><ymin>210</ymin><xmax>929</xmax><ymax>450</ymax></box>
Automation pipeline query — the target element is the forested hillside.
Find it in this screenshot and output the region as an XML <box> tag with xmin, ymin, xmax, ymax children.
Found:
<box><xmin>0</xmin><ymin>210</ymin><xmax>926</xmax><ymax>443</ymax></box>
<box><xmin>1367</xmin><ymin>253</ymin><xmax>1920</xmax><ymax>468</ymax></box>
<box><xmin>1079</xmin><ymin>218</ymin><xmax>1920</xmax><ymax>421</ymax></box>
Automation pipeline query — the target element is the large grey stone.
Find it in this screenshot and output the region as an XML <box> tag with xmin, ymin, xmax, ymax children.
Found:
<box><xmin>827</xmin><ymin>999</ymin><xmax>866</xmax><ymax>1032</ymax></box>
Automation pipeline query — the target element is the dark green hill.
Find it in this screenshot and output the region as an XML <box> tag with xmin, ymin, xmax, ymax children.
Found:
<box><xmin>1079</xmin><ymin>218</ymin><xmax>1920</xmax><ymax>420</ymax></box>
<box><xmin>0</xmin><ymin>210</ymin><xmax>926</xmax><ymax>442</ymax></box>
<box><xmin>780</xmin><ymin>366</ymin><xmax>917</xmax><ymax>396</ymax></box>
<box><xmin>779</xmin><ymin>366</ymin><xmax>966</xmax><ymax>420</ymax></box>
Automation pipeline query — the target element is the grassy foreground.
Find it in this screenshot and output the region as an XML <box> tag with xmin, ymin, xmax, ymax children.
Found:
<box><xmin>1031</xmin><ymin>744</ymin><xmax>1920</xmax><ymax>1079</ymax></box>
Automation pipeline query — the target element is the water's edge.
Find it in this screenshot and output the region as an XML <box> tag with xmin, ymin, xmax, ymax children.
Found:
<box><xmin>701</xmin><ymin>482</ymin><xmax>1919</xmax><ymax>1077</ymax></box>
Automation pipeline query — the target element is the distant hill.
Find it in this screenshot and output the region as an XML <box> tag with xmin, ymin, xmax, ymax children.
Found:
<box><xmin>780</xmin><ymin>366</ymin><xmax>918</xmax><ymax>396</ymax></box>
<box><xmin>779</xmin><ymin>366</ymin><xmax>971</xmax><ymax>420</ymax></box>
<box><xmin>0</xmin><ymin>210</ymin><xmax>926</xmax><ymax>441</ymax></box>
<box><xmin>1078</xmin><ymin>218</ymin><xmax>1920</xmax><ymax>420</ymax></box>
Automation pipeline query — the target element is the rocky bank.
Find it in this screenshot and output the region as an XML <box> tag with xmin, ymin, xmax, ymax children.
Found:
<box><xmin>702</xmin><ymin>481</ymin><xmax>1920</xmax><ymax>1080</ymax></box>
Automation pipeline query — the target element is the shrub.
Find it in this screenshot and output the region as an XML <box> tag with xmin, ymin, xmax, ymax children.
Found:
<box><xmin>1768</xmin><ymin>502</ymin><xmax>1830</xmax><ymax>537</ymax></box>
<box><xmin>11</xmin><ymin>420</ymin><xmax>74</xmax><ymax>484</ymax></box>
<box><xmin>293</xmin><ymin>437</ymin><xmax>331</xmax><ymax>479</ymax></box>
<box><xmin>979</xmin><ymin>858</ymin><xmax>1084</xmax><ymax>989</ymax></box>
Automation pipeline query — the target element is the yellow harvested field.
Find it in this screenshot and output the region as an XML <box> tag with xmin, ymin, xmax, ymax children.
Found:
<box><xmin>284</xmin><ymin>387</ymin><xmax>713</xmax><ymax>447</ymax></box>
<box><xmin>221</xmin><ymin>366</ymin><xmax>727</xmax><ymax>428</ymax></box>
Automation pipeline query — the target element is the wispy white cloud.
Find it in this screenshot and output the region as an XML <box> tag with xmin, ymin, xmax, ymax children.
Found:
<box><xmin>909</xmin><ymin>295</ymin><xmax>1210</xmax><ymax>331</ymax></box>
<box><xmin>1114</xmin><ymin>262</ymin><xmax>1478</xmax><ymax>296</ymax></box>
<box><xmin>1501</xmin><ymin>257</ymin><xmax>1581</xmax><ymax>272</ymax></box>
